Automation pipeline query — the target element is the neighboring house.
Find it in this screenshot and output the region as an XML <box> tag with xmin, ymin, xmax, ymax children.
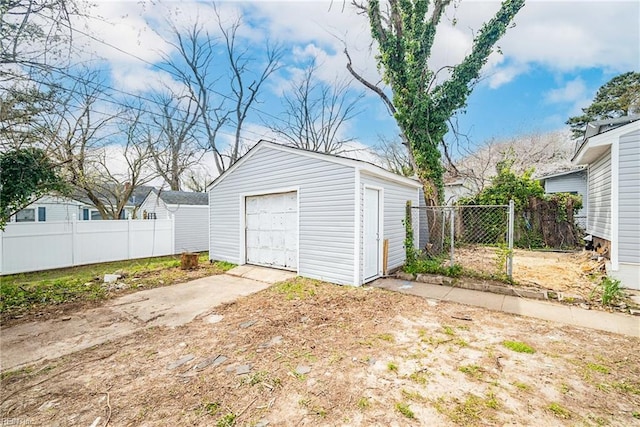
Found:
<box><xmin>73</xmin><ymin>185</ymin><xmax>154</xmax><ymax>220</ymax></box>
<box><xmin>572</xmin><ymin>116</ymin><xmax>640</xmax><ymax>290</ymax></box>
<box><xmin>443</xmin><ymin>177</ymin><xmax>476</xmax><ymax>205</ymax></box>
<box><xmin>208</xmin><ymin>140</ymin><xmax>422</xmax><ymax>286</ymax></box>
<box><xmin>537</xmin><ymin>167</ymin><xmax>588</xmax><ymax>229</ymax></box>
<box><xmin>9</xmin><ymin>195</ymin><xmax>84</xmax><ymax>223</ymax></box>
<box><xmin>10</xmin><ymin>186</ymin><xmax>155</xmax><ymax>222</ymax></box>
<box><xmin>140</xmin><ymin>189</ymin><xmax>209</xmax><ymax>253</ymax></box>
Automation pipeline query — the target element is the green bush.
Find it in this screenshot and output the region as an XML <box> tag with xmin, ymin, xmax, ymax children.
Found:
<box><xmin>405</xmin><ymin>256</ymin><xmax>462</xmax><ymax>278</ymax></box>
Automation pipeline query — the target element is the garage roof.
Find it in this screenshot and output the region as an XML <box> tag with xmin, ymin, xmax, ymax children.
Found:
<box><xmin>208</xmin><ymin>140</ymin><xmax>422</xmax><ymax>191</ymax></box>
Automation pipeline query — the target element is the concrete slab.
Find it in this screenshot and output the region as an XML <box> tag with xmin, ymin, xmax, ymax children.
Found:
<box><xmin>444</xmin><ymin>287</ymin><xmax>505</xmax><ymax>312</ymax></box>
<box><xmin>227</xmin><ymin>265</ymin><xmax>296</xmax><ymax>284</ymax></box>
<box><xmin>1</xmin><ymin>273</ymin><xmax>271</xmax><ymax>372</ymax></box>
<box><xmin>372</xmin><ymin>278</ymin><xmax>640</xmax><ymax>338</ymax></box>
<box><xmin>372</xmin><ymin>278</ymin><xmax>454</xmax><ymax>300</ymax></box>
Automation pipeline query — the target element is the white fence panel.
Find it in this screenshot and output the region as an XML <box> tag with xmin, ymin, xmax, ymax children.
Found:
<box><xmin>130</xmin><ymin>219</ymin><xmax>174</xmax><ymax>258</ymax></box>
<box><xmin>0</xmin><ymin>219</ymin><xmax>174</xmax><ymax>275</ymax></box>
<box><xmin>1</xmin><ymin>222</ymin><xmax>75</xmax><ymax>273</ymax></box>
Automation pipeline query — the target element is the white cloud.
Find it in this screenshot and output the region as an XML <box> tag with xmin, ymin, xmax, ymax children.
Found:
<box><xmin>544</xmin><ymin>77</ymin><xmax>587</xmax><ymax>104</ymax></box>
<box><xmin>484</xmin><ymin>1</ymin><xmax>640</xmax><ymax>85</ymax></box>
<box><xmin>110</xmin><ymin>66</ymin><xmax>184</xmax><ymax>94</ymax></box>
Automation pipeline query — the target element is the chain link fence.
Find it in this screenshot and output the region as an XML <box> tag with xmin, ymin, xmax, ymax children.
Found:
<box><xmin>410</xmin><ymin>202</ymin><xmax>514</xmax><ymax>279</ymax></box>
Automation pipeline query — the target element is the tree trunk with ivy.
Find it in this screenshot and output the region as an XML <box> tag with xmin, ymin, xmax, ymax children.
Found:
<box><xmin>349</xmin><ymin>0</ymin><xmax>525</xmax><ymax>206</ymax></box>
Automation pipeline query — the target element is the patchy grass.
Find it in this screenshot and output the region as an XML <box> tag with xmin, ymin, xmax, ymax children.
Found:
<box><xmin>586</xmin><ymin>363</ymin><xmax>610</xmax><ymax>374</ymax></box>
<box><xmin>404</xmin><ymin>256</ymin><xmax>463</xmax><ymax>278</ymax></box>
<box><xmin>547</xmin><ymin>402</ymin><xmax>572</xmax><ymax>419</ymax></box>
<box><xmin>458</xmin><ymin>364</ymin><xmax>484</xmax><ymax>380</ymax></box>
<box><xmin>271</xmin><ymin>277</ymin><xmax>320</xmax><ymax>300</ymax></box>
<box><xmin>434</xmin><ymin>392</ymin><xmax>501</xmax><ymax>425</ymax></box>
<box><xmin>356</xmin><ymin>397</ymin><xmax>370</xmax><ymax>410</ymax></box>
<box><xmin>502</xmin><ymin>340</ymin><xmax>536</xmax><ymax>354</ymax></box>
<box><xmin>0</xmin><ymin>253</ymin><xmax>233</xmax><ymax>322</ymax></box>
<box><xmin>394</xmin><ymin>402</ymin><xmax>415</xmax><ymax>419</ymax></box>
<box><xmin>2</xmin><ymin>280</ymin><xmax>639</xmax><ymax>426</ymax></box>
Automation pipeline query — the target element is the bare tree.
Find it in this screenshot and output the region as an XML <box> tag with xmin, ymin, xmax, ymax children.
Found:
<box><xmin>163</xmin><ymin>10</ymin><xmax>283</xmax><ymax>174</ymax></box>
<box><xmin>42</xmin><ymin>71</ymin><xmax>156</xmax><ymax>219</ymax></box>
<box><xmin>147</xmin><ymin>91</ymin><xmax>202</xmax><ymax>191</ymax></box>
<box><xmin>268</xmin><ymin>64</ymin><xmax>363</xmax><ymax>154</ymax></box>
<box><xmin>450</xmin><ymin>130</ymin><xmax>574</xmax><ymax>196</ymax></box>
<box><xmin>89</xmin><ymin>110</ymin><xmax>157</xmax><ymax>219</ymax></box>
<box><xmin>0</xmin><ymin>0</ymin><xmax>83</xmax><ymax>74</ymax></box>
<box><xmin>374</xmin><ymin>136</ymin><xmax>414</xmax><ymax>177</ymax></box>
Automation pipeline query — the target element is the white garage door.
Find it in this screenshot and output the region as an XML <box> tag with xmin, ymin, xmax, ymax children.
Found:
<box><xmin>245</xmin><ymin>192</ymin><xmax>298</xmax><ymax>270</ymax></box>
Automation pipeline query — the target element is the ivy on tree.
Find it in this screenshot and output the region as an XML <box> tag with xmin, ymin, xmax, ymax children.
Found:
<box><xmin>567</xmin><ymin>72</ymin><xmax>640</xmax><ymax>139</ymax></box>
<box><xmin>0</xmin><ymin>147</ymin><xmax>67</xmax><ymax>229</ymax></box>
<box><xmin>350</xmin><ymin>0</ymin><xmax>524</xmax><ymax>205</ymax></box>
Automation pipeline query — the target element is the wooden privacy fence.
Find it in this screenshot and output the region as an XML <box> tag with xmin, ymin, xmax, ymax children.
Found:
<box><xmin>0</xmin><ymin>218</ymin><xmax>175</xmax><ymax>275</ymax></box>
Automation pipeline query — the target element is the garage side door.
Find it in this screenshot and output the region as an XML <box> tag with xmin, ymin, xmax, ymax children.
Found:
<box><xmin>245</xmin><ymin>192</ymin><xmax>298</xmax><ymax>270</ymax></box>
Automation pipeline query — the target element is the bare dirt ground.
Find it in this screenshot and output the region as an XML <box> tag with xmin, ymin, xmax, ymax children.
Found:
<box><xmin>2</xmin><ymin>279</ymin><xmax>639</xmax><ymax>427</ymax></box>
<box><xmin>455</xmin><ymin>247</ymin><xmax>607</xmax><ymax>298</ymax></box>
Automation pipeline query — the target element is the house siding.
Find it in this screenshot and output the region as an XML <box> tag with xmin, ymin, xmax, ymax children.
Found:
<box><xmin>587</xmin><ymin>148</ymin><xmax>611</xmax><ymax>240</ymax></box>
<box><xmin>618</xmin><ymin>129</ymin><xmax>640</xmax><ymax>264</ymax></box>
<box><xmin>543</xmin><ymin>171</ymin><xmax>588</xmax><ymax>227</ymax></box>
<box><xmin>140</xmin><ymin>192</ymin><xmax>170</xmax><ymax>220</ymax></box>
<box><xmin>209</xmin><ymin>145</ymin><xmax>356</xmax><ymax>285</ymax></box>
<box><xmin>14</xmin><ymin>196</ymin><xmax>81</xmax><ymax>222</ymax></box>
<box><xmin>173</xmin><ymin>206</ymin><xmax>209</xmax><ymax>253</ymax></box>
<box><xmin>360</xmin><ymin>173</ymin><xmax>419</xmax><ymax>281</ymax></box>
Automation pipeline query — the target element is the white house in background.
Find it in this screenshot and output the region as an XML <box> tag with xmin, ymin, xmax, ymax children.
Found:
<box><xmin>207</xmin><ymin>140</ymin><xmax>422</xmax><ymax>286</ymax></box>
<box><xmin>537</xmin><ymin>167</ymin><xmax>588</xmax><ymax>229</ymax></box>
<box><xmin>139</xmin><ymin>189</ymin><xmax>209</xmax><ymax>253</ymax></box>
<box><xmin>9</xmin><ymin>195</ymin><xmax>84</xmax><ymax>223</ymax></box>
<box><xmin>10</xmin><ymin>186</ymin><xmax>154</xmax><ymax>222</ymax></box>
<box><xmin>443</xmin><ymin>177</ymin><xmax>476</xmax><ymax>205</ymax></box>
<box><xmin>573</xmin><ymin>116</ymin><xmax>640</xmax><ymax>290</ymax></box>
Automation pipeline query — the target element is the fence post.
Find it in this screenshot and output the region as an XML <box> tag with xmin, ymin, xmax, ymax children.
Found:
<box><xmin>127</xmin><ymin>216</ymin><xmax>132</xmax><ymax>260</ymax></box>
<box><xmin>72</xmin><ymin>214</ymin><xmax>77</xmax><ymax>267</ymax></box>
<box><xmin>171</xmin><ymin>214</ymin><xmax>176</xmax><ymax>255</ymax></box>
<box><xmin>507</xmin><ymin>199</ymin><xmax>515</xmax><ymax>279</ymax></box>
<box><xmin>449</xmin><ymin>207</ymin><xmax>455</xmax><ymax>267</ymax></box>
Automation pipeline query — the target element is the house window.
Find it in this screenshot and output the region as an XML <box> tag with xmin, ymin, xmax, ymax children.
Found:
<box><xmin>83</xmin><ymin>208</ymin><xmax>89</xmax><ymax>220</ymax></box>
<box><xmin>16</xmin><ymin>209</ymin><xmax>35</xmax><ymax>222</ymax></box>
<box><xmin>38</xmin><ymin>207</ymin><xmax>46</xmax><ymax>222</ymax></box>
<box><xmin>91</xmin><ymin>210</ymin><xmax>102</xmax><ymax>220</ymax></box>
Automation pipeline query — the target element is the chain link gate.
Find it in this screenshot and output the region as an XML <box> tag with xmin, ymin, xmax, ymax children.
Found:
<box><xmin>410</xmin><ymin>201</ymin><xmax>515</xmax><ymax>279</ymax></box>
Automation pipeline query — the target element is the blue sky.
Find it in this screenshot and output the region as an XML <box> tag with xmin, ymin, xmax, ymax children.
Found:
<box><xmin>38</xmin><ymin>0</ymin><xmax>640</xmax><ymax>178</ymax></box>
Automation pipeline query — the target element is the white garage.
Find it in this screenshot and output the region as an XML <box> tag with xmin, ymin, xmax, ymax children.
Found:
<box><xmin>208</xmin><ymin>141</ymin><xmax>421</xmax><ymax>286</ymax></box>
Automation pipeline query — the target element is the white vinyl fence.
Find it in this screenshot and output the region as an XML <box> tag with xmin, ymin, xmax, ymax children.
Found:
<box><xmin>0</xmin><ymin>219</ymin><xmax>175</xmax><ymax>275</ymax></box>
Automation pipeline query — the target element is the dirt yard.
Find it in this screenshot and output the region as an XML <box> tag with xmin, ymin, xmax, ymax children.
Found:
<box><xmin>454</xmin><ymin>247</ymin><xmax>607</xmax><ymax>298</ymax></box>
<box><xmin>2</xmin><ymin>279</ymin><xmax>638</xmax><ymax>426</ymax></box>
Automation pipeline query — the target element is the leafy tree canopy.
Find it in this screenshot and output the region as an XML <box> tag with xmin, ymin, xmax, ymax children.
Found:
<box><xmin>460</xmin><ymin>155</ymin><xmax>544</xmax><ymax>211</ymax></box>
<box><xmin>0</xmin><ymin>147</ymin><xmax>67</xmax><ymax>229</ymax></box>
<box><xmin>567</xmin><ymin>72</ymin><xmax>640</xmax><ymax>139</ymax></box>
<box><xmin>354</xmin><ymin>0</ymin><xmax>524</xmax><ymax>205</ymax></box>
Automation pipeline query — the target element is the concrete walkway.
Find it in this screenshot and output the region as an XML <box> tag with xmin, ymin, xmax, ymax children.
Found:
<box><xmin>372</xmin><ymin>278</ymin><xmax>640</xmax><ymax>338</ymax></box>
<box><xmin>0</xmin><ymin>267</ymin><xmax>295</xmax><ymax>372</ymax></box>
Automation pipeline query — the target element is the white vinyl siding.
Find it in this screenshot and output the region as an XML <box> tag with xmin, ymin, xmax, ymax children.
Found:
<box><xmin>173</xmin><ymin>205</ymin><xmax>209</xmax><ymax>253</ymax></box>
<box><xmin>618</xmin><ymin>129</ymin><xmax>640</xmax><ymax>264</ymax></box>
<box><xmin>12</xmin><ymin>196</ymin><xmax>83</xmax><ymax>222</ymax></box>
<box><xmin>360</xmin><ymin>173</ymin><xmax>419</xmax><ymax>280</ymax></box>
<box><xmin>544</xmin><ymin>171</ymin><xmax>588</xmax><ymax>208</ymax></box>
<box><xmin>140</xmin><ymin>192</ymin><xmax>170</xmax><ymax>220</ymax></box>
<box><xmin>587</xmin><ymin>148</ymin><xmax>612</xmax><ymax>240</ymax></box>
<box><xmin>210</xmin><ymin>145</ymin><xmax>356</xmax><ymax>285</ymax></box>
<box><xmin>543</xmin><ymin>170</ymin><xmax>588</xmax><ymax>227</ymax></box>
<box><xmin>140</xmin><ymin>192</ymin><xmax>208</xmax><ymax>253</ymax></box>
